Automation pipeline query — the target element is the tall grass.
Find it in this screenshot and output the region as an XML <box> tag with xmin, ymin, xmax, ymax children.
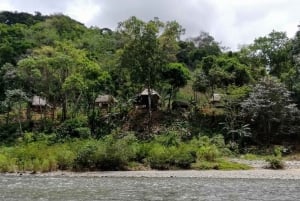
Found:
<box><xmin>0</xmin><ymin>132</ymin><xmax>251</xmax><ymax>172</ymax></box>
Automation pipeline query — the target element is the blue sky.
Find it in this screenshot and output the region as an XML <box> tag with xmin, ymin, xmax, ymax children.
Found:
<box><xmin>1</xmin><ymin>0</ymin><xmax>299</xmax><ymax>50</ymax></box>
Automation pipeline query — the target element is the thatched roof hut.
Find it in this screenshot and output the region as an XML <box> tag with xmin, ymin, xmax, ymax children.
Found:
<box><xmin>30</xmin><ymin>95</ymin><xmax>51</xmax><ymax>112</ymax></box>
<box><xmin>31</xmin><ymin>95</ymin><xmax>48</xmax><ymax>107</ymax></box>
<box><xmin>140</xmin><ymin>89</ymin><xmax>161</xmax><ymax>98</ymax></box>
<box><xmin>210</xmin><ymin>93</ymin><xmax>222</xmax><ymax>103</ymax></box>
<box><xmin>135</xmin><ymin>89</ymin><xmax>161</xmax><ymax>110</ymax></box>
<box><xmin>95</xmin><ymin>95</ymin><xmax>118</xmax><ymax>108</ymax></box>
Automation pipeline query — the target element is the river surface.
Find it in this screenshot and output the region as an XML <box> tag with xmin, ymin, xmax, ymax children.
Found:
<box><xmin>0</xmin><ymin>175</ymin><xmax>299</xmax><ymax>201</ymax></box>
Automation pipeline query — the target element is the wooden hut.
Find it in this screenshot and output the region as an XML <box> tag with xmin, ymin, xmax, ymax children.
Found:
<box><xmin>209</xmin><ymin>93</ymin><xmax>223</xmax><ymax>108</ymax></box>
<box><xmin>135</xmin><ymin>89</ymin><xmax>161</xmax><ymax>110</ymax></box>
<box><xmin>95</xmin><ymin>95</ymin><xmax>118</xmax><ymax>109</ymax></box>
<box><xmin>30</xmin><ymin>95</ymin><xmax>51</xmax><ymax>112</ymax></box>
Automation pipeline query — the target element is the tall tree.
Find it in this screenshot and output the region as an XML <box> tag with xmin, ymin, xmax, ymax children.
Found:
<box><xmin>241</xmin><ymin>77</ymin><xmax>300</xmax><ymax>145</ymax></box>
<box><xmin>17</xmin><ymin>42</ymin><xmax>97</xmax><ymax>121</ymax></box>
<box><xmin>162</xmin><ymin>62</ymin><xmax>190</xmax><ymax>108</ymax></box>
<box><xmin>119</xmin><ymin>16</ymin><xmax>176</xmax><ymax>133</ymax></box>
<box><xmin>249</xmin><ymin>30</ymin><xmax>292</xmax><ymax>77</ymax></box>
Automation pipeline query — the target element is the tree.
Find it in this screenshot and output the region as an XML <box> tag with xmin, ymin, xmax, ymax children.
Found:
<box><xmin>189</xmin><ymin>31</ymin><xmax>222</xmax><ymax>68</ymax></box>
<box><xmin>162</xmin><ymin>62</ymin><xmax>190</xmax><ymax>108</ymax></box>
<box><xmin>240</xmin><ymin>77</ymin><xmax>300</xmax><ymax>145</ymax></box>
<box><xmin>119</xmin><ymin>17</ymin><xmax>165</xmax><ymax>132</ymax></box>
<box><xmin>249</xmin><ymin>30</ymin><xmax>292</xmax><ymax>77</ymax></box>
<box><xmin>17</xmin><ymin>42</ymin><xmax>99</xmax><ymax>121</ymax></box>
<box><xmin>159</xmin><ymin>21</ymin><xmax>185</xmax><ymax>62</ymax></box>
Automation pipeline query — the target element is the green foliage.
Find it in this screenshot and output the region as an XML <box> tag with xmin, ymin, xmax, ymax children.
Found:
<box><xmin>56</xmin><ymin>116</ymin><xmax>89</xmax><ymax>139</ymax></box>
<box><xmin>197</xmin><ymin>145</ymin><xmax>219</xmax><ymax>162</ymax></box>
<box><xmin>1</xmin><ymin>11</ymin><xmax>300</xmax><ymax>169</ymax></box>
<box><xmin>146</xmin><ymin>143</ymin><xmax>171</xmax><ymax>169</ymax></box>
<box><xmin>192</xmin><ymin>159</ymin><xmax>251</xmax><ymax>170</ymax></box>
<box><xmin>266</xmin><ymin>157</ymin><xmax>285</xmax><ymax>169</ymax></box>
<box><xmin>0</xmin><ymin>154</ymin><xmax>10</xmax><ymax>172</ymax></box>
<box><xmin>56</xmin><ymin>149</ymin><xmax>76</xmax><ymax>170</ymax></box>
<box><xmin>249</xmin><ymin>30</ymin><xmax>292</xmax><ymax>77</ymax></box>
<box><xmin>162</xmin><ymin>63</ymin><xmax>190</xmax><ymax>88</ymax></box>
<box><xmin>74</xmin><ymin>142</ymin><xmax>98</xmax><ymax>170</ymax></box>
<box><xmin>241</xmin><ymin>77</ymin><xmax>300</xmax><ymax>144</ymax></box>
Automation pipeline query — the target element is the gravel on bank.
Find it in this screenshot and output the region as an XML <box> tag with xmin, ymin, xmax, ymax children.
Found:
<box><xmin>3</xmin><ymin>160</ymin><xmax>300</xmax><ymax>179</ymax></box>
<box><xmin>4</xmin><ymin>169</ymin><xmax>300</xmax><ymax>180</ymax></box>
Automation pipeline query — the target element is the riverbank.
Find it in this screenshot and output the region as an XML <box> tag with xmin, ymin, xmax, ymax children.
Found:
<box><xmin>3</xmin><ymin>169</ymin><xmax>300</xmax><ymax>180</ymax></box>
<box><xmin>3</xmin><ymin>160</ymin><xmax>300</xmax><ymax>179</ymax></box>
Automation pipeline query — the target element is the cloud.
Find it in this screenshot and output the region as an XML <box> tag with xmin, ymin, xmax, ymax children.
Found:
<box><xmin>0</xmin><ymin>0</ymin><xmax>14</xmax><ymax>10</ymax></box>
<box><xmin>1</xmin><ymin>0</ymin><xmax>299</xmax><ymax>50</ymax></box>
<box><xmin>64</xmin><ymin>0</ymin><xmax>101</xmax><ymax>25</ymax></box>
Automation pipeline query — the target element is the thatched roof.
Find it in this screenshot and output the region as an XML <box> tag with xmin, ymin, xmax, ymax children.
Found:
<box><xmin>210</xmin><ymin>93</ymin><xmax>222</xmax><ymax>102</ymax></box>
<box><xmin>95</xmin><ymin>95</ymin><xmax>118</xmax><ymax>103</ymax></box>
<box><xmin>140</xmin><ymin>89</ymin><xmax>160</xmax><ymax>97</ymax></box>
<box><xmin>31</xmin><ymin>95</ymin><xmax>47</xmax><ymax>106</ymax></box>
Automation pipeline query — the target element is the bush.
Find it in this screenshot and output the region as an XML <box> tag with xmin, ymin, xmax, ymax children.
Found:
<box><xmin>154</xmin><ymin>131</ymin><xmax>181</xmax><ymax>147</ymax></box>
<box><xmin>74</xmin><ymin>127</ymin><xmax>91</xmax><ymax>139</ymax></box>
<box><xmin>197</xmin><ymin>145</ymin><xmax>220</xmax><ymax>162</ymax></box>
<box><xmin>95</xmin><ymin>140</ymin><xmax>136</xmax><ymax>170</ymax></box>
<box><xmin>169</xmin><ymin>145</ymin><xmax>196</xmax><ymax>168</ymax></box>
<box><xmin>56</xmin><ymin>149</ymin><xmax>76</xmax><ymax>170</ymax></box>
<box><xmin>266</xmin><ymin>157</ymin><xmax>285</xmax><ymax>169</ymax></box>
<box><xmin>56</xmin><ymin>116</ymin><xmax>89</xmax><ymax>139</ymax></box>
<box><xmin>0</xmin><ymin>154</ymin><xmax>10</xmax><ymax>172</ymax></box>
<box><xmin>74</xmin><ymin>143</ymin><xmax>98</xmax><ymax>170</ymax></box>
<box><xmin>146</xmin><ymin>143</ymin><xmax>171</xmax><ymax>169</ymax></box>
<box><xmin>211</xmin><ymin>134</ymin><xmax>226</xmax><ymax>148</ymax></box>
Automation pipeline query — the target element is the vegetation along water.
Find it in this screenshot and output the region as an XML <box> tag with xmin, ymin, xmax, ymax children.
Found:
<box><xmin>1</xmin><ymin>11</ymin><xmax>300</xmax><ymax>173</ymax></box>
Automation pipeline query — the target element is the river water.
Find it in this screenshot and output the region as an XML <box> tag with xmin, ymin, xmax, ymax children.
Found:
<box><xmin>0</xmin><ymin>175</ymin><xmax>299</xmax><ymax>201</ymax></box>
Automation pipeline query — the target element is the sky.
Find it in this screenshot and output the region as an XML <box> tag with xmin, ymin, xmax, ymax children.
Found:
<box><xmin>1</xmin><ymin>0</ymin><xmax>299</xmax><ymax>50</ymax></box>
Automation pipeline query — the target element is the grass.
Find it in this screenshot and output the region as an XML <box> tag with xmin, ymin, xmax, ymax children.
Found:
<box><xmin>240</xmin><ymin>153</ymin><xmax>263</xmax><ymax>160</ymax></box>
<box><xmin>0</xmin><ymin>132</ymin><xmax>256</xmax><ymax>173</ymax></box>
<box><xmin>191</xmin><ymin>159</ymin><xmax>251</xmax><ymax>170</ymax></box>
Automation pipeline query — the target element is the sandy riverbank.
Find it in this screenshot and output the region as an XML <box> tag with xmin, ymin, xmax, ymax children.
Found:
<box><xmin>3</xmin><ymin>169</ymin><xmax>300</xmax><ymax>180</ymax></box>
<box><xmin>3</xmin><ymin>160</ymin><xmax>300</xmax><ymax>179</ymax></box>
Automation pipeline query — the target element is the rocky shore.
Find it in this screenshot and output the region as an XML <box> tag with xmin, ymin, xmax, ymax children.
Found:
<box><xmin>3</xmin><ymin>160</ymin><xmax>300</xmax><ymax>180</ymax></box>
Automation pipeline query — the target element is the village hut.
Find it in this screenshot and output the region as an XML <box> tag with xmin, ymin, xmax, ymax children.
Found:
<box><xmin>30</xmin><ymin>95</ymin><xmax>51</xmax><ymax>112</ymax></box>
<box><xmin>95</xmin><ymin>95</ymin><xmax>118</xmax><ymax>109</ymax></box>
<box><xmin>210</xmin><ymin>93</ymin><xmax>221</xmax><ymax>103</ymax></box>
<box><xmin>135</xmin><ymin>89</ymin><xmax>161</xmax><ymax>110</ymax></box>
<box><xmin>209</xmin><ymin>93</ymin><xmax>223</xmax><ymax>108</ymax></box>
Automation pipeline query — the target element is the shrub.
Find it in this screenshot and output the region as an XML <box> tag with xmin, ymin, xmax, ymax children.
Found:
<box><xmin>74</xmin><ymin>143</ymin><xmax>98</xmax><ymax>170</ymax></box>
<box><xmin>154</xmin><ymin>131</ymin><xmax>181</xmax><ymax>147</ymax></box>
<box><xmin>197</xmin><ymin>145</ymin><xmax>220</xmax><ymax>162</ymax></box>
<box><xmin>169</xmin><ymin>145</ymin><xmax>196</xmax><ymax>168</ymax></box>
<box><xmin>0</xmin><ymin>154</ymin><xmax>9</xmax><ymax>172</ymax></box>
<box><xmin>56</xmin><ymin>149</ymin><xmax>76</xmax><ymax>170</ymax></box>
<box><xmin>266</xmin><ymin>157</ymin><xmax>285</xmax><ymax>169</ymax></box>
<box><xmin>56</xmin><ymin>116</ymin><xmax>89</xmax><ymax>139</ymax></box>
<box><xmin>211</xmin><ymin>134</ymin><xmax>225</xmax><ymax>148</ymax></box>
<box><xmin>146</xmin><ymin>143</ymin><xmax>171</xmax><ymax>169</ymax></box>
<box><xmin>74</xmin><ymin>127</ymin><xmax>91</xmax><ymax>139</ymax></box>
<box><xmin>95</xmin><ymin>142</ymin><xmax>134</xmax><ymax>170</ymax></box>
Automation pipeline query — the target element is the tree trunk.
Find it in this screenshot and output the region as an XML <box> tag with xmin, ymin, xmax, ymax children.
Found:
<box><xmin>62</xmin><ymin>95</ymin><xmax>67</xmax><ymax>121</ymax></box>
<box><xmin>18</xmin><ymin>101</ymin><xmax>23</xmax><ymax>135</ymax></box>
<box><xmin>168</xmin><ymin>87</ymin><xmax>173</xmax><ymax>110</ymax></box>
<box><xmin>147</xmin><ymin>85</ymin><xmax>152</xmax><ymax>135</ymax></box>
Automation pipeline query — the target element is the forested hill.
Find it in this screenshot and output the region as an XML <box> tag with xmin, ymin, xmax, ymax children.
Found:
<box><xmin>1</xmin><ymin>11</ymin><xmax>300</xmax><ymax>149</ymax></box>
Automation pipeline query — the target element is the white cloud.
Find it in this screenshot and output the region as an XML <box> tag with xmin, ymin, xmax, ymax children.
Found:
<box><xmin>65</xmin><ymin>0</ymin><xmax>101</xmax><ymax>26</ymax></box>
<box><xmin>0</xmin><ymin>0</ymin><xmax>299</xmax><ymax>50</ymax></box>
<box><xmin>0</xmin><ymin>0</ymin><xmax>14</xmax><ymax>11</ymax></box>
